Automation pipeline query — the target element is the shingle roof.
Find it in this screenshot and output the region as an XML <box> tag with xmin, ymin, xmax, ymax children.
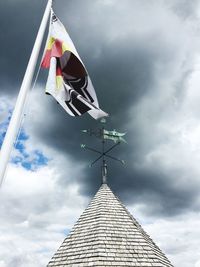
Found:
<box><xmin>47</xmin><ymin>184</ymin><xmax>173</xmax><ymax>266</ymax></box>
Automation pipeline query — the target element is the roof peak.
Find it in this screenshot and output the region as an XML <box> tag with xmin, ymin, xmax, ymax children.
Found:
<box><xmin>47</xmin><ymin>184</ymin><xmax>173</xmax><ymax>266</ymax></box>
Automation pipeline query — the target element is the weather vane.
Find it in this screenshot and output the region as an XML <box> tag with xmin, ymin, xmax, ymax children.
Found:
<box><xmin>81</xmin><ymin>118</ymin><xmax>127</xmax><ymax>184</ymax></box>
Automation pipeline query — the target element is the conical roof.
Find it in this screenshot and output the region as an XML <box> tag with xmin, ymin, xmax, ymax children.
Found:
<box><xmin>47</xmin><ymin>184</ymin><xmax>173</xmax><ymax>266</ymax></box>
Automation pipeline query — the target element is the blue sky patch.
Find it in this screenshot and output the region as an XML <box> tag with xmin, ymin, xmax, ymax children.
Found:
<box><xmin>11</xmin><ymin>143</ymin><xmax>49</xmax><ymax>171</ymax></box>
<box><xmin>0</xmin><ymin>109</ymin><xmax>12</xmax><ymax>147</ymax></box>
<box><xmin>0</xmin><ymin>110</ymin><xmax>49</xmax><ymax>171</ymax></box>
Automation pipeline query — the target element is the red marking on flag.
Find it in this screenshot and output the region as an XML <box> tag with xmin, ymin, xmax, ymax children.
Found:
<box><xmin>51</xmin><ymin>39</ymin><xmax>63</xmax><ymax>57</ymax></box>
<box><xmin>56</xmin><ymin>66</ymin><xmax>62</xmax><ymax>76</ymax></box>
<box><xmin>41</xmin><ymin>39</ymin><xmax>63</xmax><ymax>69</ymax></box>
<box><xmin>41</xmin><ymin>50</ymin><xmax>51</xmax><ymax>68</ymax></box>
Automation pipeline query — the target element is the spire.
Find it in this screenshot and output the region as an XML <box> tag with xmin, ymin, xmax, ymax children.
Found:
<box><xmin>47</xmin><ymin>184</ymin><xmax>173</xmax><ymax>266</ymax></box>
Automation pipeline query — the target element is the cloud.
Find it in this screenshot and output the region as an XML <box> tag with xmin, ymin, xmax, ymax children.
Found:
<box><xmin>143</xmin><ymin>212</ymin><xmax>200</xmax><ymax>267</ymax></box>
<box><xmin>0</xmin><ymin>162</ymin><xmax>88</xmax><ymax>267</ymax></box>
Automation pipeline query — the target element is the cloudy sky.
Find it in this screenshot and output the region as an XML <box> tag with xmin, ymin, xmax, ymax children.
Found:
<box><xmin>0</xmin><ymin>0</ymin><xmax>200</xmax><ymax>266</ymax></box>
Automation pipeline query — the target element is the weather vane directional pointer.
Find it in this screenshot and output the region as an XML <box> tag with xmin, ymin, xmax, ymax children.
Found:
<box><xmin>81</xmin><ymin>118</ymin><xmax>127</xmax><ymax>184</ymax></box>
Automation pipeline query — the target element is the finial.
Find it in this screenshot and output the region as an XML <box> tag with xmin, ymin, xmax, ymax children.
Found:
<box><xmin>102</xmin><ymin>161</ymin><xmax>107</xmax><ymax>184</ymax></box>
<box><xmin>100</xmin><ymin>118</ymin><xmax>106</xmax><ymax>124</ymax></box>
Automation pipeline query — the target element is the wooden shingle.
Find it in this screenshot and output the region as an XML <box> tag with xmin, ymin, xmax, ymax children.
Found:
<box><xmin>47</xmin><ymin>184</ymin><xmax>173</xmax><ymax>266</ymax></box>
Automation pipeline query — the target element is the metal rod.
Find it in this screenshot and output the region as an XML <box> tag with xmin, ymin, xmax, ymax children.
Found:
<box><xmin>105</xmin><ymin>154</ymin><xmax>125</xmax><ymax>164</ymax></box>
<box><xmin>82</xmin><ymin>145</ymin><xmax>102</xmax><ymax>155</ymax></box>
<box><xmin>90</xmin><ymin>154</ymin><xmax>104</xmax><ymax>167</ymax></box>
<box><xmin>104</xmin><ymin>142</ymin><xmax>120</xmax><ymax>155</ymax></box>
<box><xmin>102</xmin><ymin>125</ymin><xmax>107</xmax><ymax>184</ymax></box>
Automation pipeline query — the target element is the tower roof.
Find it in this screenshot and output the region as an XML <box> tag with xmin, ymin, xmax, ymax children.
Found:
<box><xmin>47</xmin><ymin>184</ymin><xmax>173</xmax><ymax>266</ymax></box>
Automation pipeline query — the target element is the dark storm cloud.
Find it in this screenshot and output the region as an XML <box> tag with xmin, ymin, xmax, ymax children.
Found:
<box><xmin>2</xmin><ymin>0</ymin><xmax>200</xmax><ymax>217</ymax></box>
<box><xmin>0</xmin><ymin>0</ymin><xmax>48</xmax><ymax>92</ymax></box>
<box><xmin>79</xmin><ymin>161</ymin><xmax>200</xmax><ymax>217</ymax></box>
<box><xmin>166</xmin><ymin>0</ymin><xmax>199</xmax><ymax>19</ymax></box>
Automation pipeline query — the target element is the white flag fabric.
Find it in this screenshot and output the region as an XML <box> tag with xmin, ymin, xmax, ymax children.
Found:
<box><xmin>42</xmin><ymin>10</ymin><xmax>108</xmax><ymax>119</ymax></box>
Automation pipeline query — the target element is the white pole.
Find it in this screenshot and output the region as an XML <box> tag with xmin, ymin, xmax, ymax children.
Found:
<box><xmin>0</xmin><ymin>0</ymin><xmax>52</xmax><ymax>186</ymax></box>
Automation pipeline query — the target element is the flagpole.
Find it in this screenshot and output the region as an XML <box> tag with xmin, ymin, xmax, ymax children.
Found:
<box><xmin>0</xmin><ymin>0</ymin><xmax>52</xmax><ymax>186</ymax></box>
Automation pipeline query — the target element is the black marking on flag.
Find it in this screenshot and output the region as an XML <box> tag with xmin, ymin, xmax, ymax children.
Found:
<box><xmin>65</xmin><ymin>101</ymin><xmax>79</xmax><ymax>116</ymax></box>
<box><xmin>72</xmin><ymin>96</ymin><xmax>90</xmax><ymax>114</ymax></box>
<box><xmin>59</xmin><ymin>51</ymin><xmax>94</xmax><ymax>103</ymax></box>
<box><xmin>65</xmin><ymin>89</ymin><xmax>91</xmax><ymax>116</ymax></box>
<box><xmin>83</xmin><ymin>84</ymin><xmax>94</xmax><ymax>103</ymax></box>
<box><xmin>52</xmin><ymin>13</ymin><xmax>58</xmax><ymax>23</ymax></box>
<box><xmin>67</xmin><ymin>77</ymin><xmax>94</xmax><ymax>103</ymax></box>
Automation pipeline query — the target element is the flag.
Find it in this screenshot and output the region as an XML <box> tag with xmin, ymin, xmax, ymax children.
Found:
<box><xmin>103</xmin><ymin>129</ymin><xmax>127</xmax><ymax>143</ymax></box>
<box><xmin>41</xmin><ymin>10</ymin><xmax>108</xmax><ymax>119</ymax></box>
<box><xmin>82</xmin><ymin>128</ymin><xmax>127</xmax><ymax>143</ymax></box>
